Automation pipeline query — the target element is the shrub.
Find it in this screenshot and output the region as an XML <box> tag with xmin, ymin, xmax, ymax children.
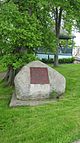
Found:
<box><xmin>59</xmin><ymin>57</ymin><xmax>75</xmax><ymax>64</ymax></box>
<box><xmin>41</xmin><ymin>57</ymin><xmax>75</xmax><ymax>64</ymax></box>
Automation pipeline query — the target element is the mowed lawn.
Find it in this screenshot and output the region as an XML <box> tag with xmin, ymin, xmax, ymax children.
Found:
<box><xmin>0</xmin><ymin>64</ymin><xmax>80</xmax><ymax>143</ymax></box>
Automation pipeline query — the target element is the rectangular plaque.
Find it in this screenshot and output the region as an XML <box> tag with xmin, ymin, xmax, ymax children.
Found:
<box><xmin>30</xmin><ymin>67</ymin><xmax>49</xmax><ymax>84</ymax></box>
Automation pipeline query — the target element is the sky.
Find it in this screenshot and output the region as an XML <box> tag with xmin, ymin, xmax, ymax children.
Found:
<box><xmin>74</xmin><ymin>32</ymin><xmax>80</xmax><ymax>46</ymax></box>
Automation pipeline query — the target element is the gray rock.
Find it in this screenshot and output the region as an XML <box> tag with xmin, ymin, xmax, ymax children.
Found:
<box><xmin>72</xmin><ymin>140</ymin><xmax>80</xmax><ymax>143</ymax></box>
<box><xmin>10</xmin><ymin>93</ymin><xmax>56</xmax><ymax>107</ymax></box>
<box><xmin>14</xmin><ymin>61</ymin><xmax>66</xmax><ymax>101</ymax></box>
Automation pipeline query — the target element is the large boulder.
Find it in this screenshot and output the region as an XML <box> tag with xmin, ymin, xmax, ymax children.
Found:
<box><xmin>14</xmin><ymin>61</ymin><xmax>66</xmax><ymax>100</ymax></box>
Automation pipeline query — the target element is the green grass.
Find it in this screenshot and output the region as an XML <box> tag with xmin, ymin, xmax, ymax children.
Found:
<box><xmin>0</xmin><ymin>64</ymin><xmax>80</xmax><ymax>143</ymax></box>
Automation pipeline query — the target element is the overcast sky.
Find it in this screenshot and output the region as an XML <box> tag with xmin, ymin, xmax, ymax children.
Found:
<box><xmin>74</xmin><ymin>32</ymin><xmax>80</xmax><ymax>46</ymax></box>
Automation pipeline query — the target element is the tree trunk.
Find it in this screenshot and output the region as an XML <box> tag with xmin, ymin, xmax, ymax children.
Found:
<box><xmin>54</xmin><ymin>7</ymin><xmax>63</xmax><ymax>66</ymax></box>
<box><xmin>7</xmin><ymin>66</ymin><xmax>15</xmax><ymax>86</ymax></box>
<box><xmin>54</xmin><ymin>38</ymin><xmax>59</xmax><ymax>66</ymax></box>
<box><xmin>3</xmin><ymin>65</ymin><xmax>18</xmax><ymax>86</ymax></box>
<box><xmin>54</xmin><ymin>53</ymin><xmax>58</xmax><ymax>66</ymax></box>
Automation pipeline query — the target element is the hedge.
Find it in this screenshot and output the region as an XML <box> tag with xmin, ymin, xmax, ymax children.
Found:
<box><xmin>41</xmin><ymin>57</ymin><xmax>75</xmax><ymax>64</ymax></box>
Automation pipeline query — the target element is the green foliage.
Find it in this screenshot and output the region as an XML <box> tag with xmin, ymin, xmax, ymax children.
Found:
<box><xmin>13</xmin><ymin>53</ymin><xmax>37</xmax><ymax>69</ymax></box>
<box><xmin>1</xmin><ymin>53</ymin><xmax>37</xmax><ymax>69</ymax></box>
<box><xmin>60</xmin><ymin>39</ymin><xmax>75</xmax><ymax>48</ymax></box>
<box><xmin>41</xmin><ymin>57</ymin><xmax>75</xmax><ymax>64</ymax></box>
<box><xmin>0</xmin><ymin>1</ymin><xmax>42</xmax><ymax>48</ymax></box>
<box><xmin>59</xmin><ymin>57</ymin><xmax>75</xmax><ymax>64</ymax></box>
<box><xmin>1</xmin><ymin>0</ymin><xmax>80</xmax><ymax>69</ymax></box>
<box><xmin>50</xmin><ymin>0</ymin><xmax>80</xmax><ymax>33</ymax></box>
<box><xmin>0</xmin><ymin>1</ymin><xmax>56</xmax><ymax>69</ymax></box>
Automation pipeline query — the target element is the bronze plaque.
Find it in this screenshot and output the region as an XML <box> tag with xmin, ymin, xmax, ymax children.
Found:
<box><xmin>30</xmin><ymin>67</ymin><xmax>49</xmax><ymax>84</ymax></box>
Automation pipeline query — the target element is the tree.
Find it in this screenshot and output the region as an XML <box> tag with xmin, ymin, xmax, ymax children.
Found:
<box><xmin>14</xmin><ymin>0</ymin><xmax>80</xmax><ymax>66</ymax></box>
<box><xmin>1</xmin><ymin>0</ymin><xmax>80</xmax><ymax>85</ymax></box>
<box><xmin>47</xmin><ymin>0</ymin><xmax>80</xmax><ymax>66</ymax></box>
<box><xmin>12</xmin><ymin>0</ymin><xmax>57</xmax><ymax>51</ymax></box>
<box><xmin>0</xmin><ymin>1</ymin><xmax>43</xmax><ymax>85</ymax></box>
<box><xmin>0</xmin><ymin>0</ymin><xmax>56</xmax><ymax>85</ymax></box>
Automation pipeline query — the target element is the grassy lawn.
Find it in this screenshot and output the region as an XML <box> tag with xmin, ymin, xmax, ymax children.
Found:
<box><xmin>0</xmin><ymin>64</ymin><xmax>80</xmax><ymax>143</ymax></box>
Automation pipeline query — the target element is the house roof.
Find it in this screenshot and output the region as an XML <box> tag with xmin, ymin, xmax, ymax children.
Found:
<box><xmin>59</xmin><ymin>34</ymin><xmax>76</xmax><ymax>40</ymax></box>
<box><xmin>59</xmin><ymin>29</ymin><xmax>76</xmax><ymax>40</ymax></box>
